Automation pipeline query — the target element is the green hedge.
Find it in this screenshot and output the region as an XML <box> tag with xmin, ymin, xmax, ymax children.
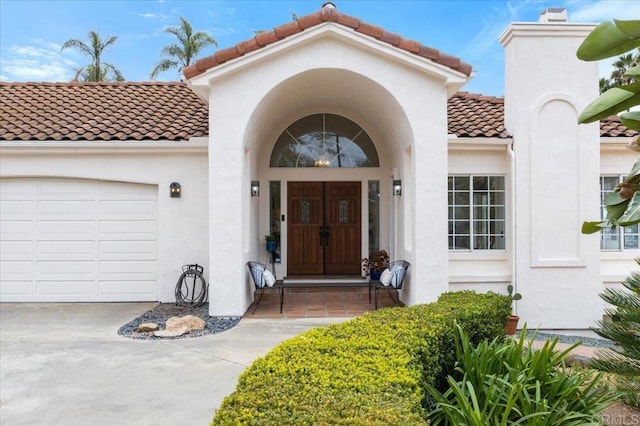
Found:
<box><xmin>212</xmin><ymin>291</ymin><xmax>511</xmax><ymax>425</ymax></box>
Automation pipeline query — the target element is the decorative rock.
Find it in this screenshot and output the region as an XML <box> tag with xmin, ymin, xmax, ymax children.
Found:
<box><xmin>153</xmin><ymin>315</ymin><xmax>205</xmax><ymax>338</ymax></box>
<box><xmin>154</xmin><ymin>326</ymin><xmax>191</xmax><ymax>338</ymax></box>
<box><xmin>135</xmin><ymin>322</ymin><xmax>159</xmax><ymax>333</ymax></box>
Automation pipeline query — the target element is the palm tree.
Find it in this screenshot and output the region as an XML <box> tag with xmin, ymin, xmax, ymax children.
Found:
<box><xmin>600</xmin><ymin>49</ymin><xmax>640</xmax><ymax>94</ymax></box>
<box><xmin>611</xmin><ymin>51</ymin><xmax>639</xmax><ymax>87</ymax></box>
<box><xmin>150</xmin><ymin>17</ymin><xmax>217</xmax><ymax>80</ymax></box>
<box><xmin>591</xmin><ymin>259</ymin><xmax>640</xmax><ymax>407</ymax></box>
<box><xmin>61</xmin><ymin>30</ymin><xmax>124</xmax><ymax>82</ymax></box>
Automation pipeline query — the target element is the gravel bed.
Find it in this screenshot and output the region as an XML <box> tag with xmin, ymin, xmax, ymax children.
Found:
<box><xmin>526</xmin><ymin>330</ymin><xmax>615</xmax><ymax>348</ymax></box>
<box><xmin>118</xmin><ymin>303</ymin><xmax>241</xmax><ymax>340</ymax></box>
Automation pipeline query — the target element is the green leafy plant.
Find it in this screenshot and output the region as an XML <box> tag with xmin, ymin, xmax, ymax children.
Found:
<box><xmin>506</xmin><ymin>284</ymin><xmax>522</xmax><ymax>314</ymax></box>
<box><xmin>264</xmin><ymin>234</ymin><xmax>277</xmax><ymax>242</ymax></box>
<box><xmin>507</xmin><ymin>284</ymin><xmax>522</xmax><ymax>302</ymax></box>
<box><xmin>591</xmin><ymin>258</ymin><xmax>640</xmax><ymax>407</ymax></box>
<box><xmin>426</xmin><ymin>325</ymin><xmax>616</xmax><ymax>425</ymax></box>
<box><xmin>578</xmin><ymin>19</ymin><xmax>640</xmax><ymax>233</ymax></box>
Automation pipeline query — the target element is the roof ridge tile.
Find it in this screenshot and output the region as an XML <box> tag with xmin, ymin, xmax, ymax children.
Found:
<box><xmin>183</xmin><ymin>4</ymin><xmax>473</xmax><ymax>80</ymax></box>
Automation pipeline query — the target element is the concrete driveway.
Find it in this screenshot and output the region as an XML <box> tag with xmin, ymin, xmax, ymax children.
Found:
<box><xmin>0</xmin><ymin>303</ymin><xmax>344</xmax><ymax>426</ymax></box>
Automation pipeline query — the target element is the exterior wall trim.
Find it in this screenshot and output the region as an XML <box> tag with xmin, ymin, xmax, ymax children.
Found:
<box><xmin>0</xmin><ymin>138</ymin><xmax>208</xmax><ymax>155</ymax></box>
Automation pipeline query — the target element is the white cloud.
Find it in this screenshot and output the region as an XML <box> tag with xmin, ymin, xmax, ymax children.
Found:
<box><xmin>568</xmin><ymin>0</ymin><xmax>640</xmax><ymax>22</ymax></box>
<box><xmin>0</xmin><ymin>40</ymin><xmax>77</xmax><ymax>82</ymax></box>
<box><xmin>460</xmin><ymin>1</ymin><xmax>537</xmax><ymax>60</ymax></box>
<box><xmin>0</xmin><ymin>74</ymin><xmax>8</xmax><ymax>81</ymax></box>
<box><xmin>138</xmin><ymin>12</ymin><xmax>169</xmax><ymax>20</ymax></box>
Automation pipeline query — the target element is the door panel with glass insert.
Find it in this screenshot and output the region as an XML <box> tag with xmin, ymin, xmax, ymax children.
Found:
<box><xmin>287</xmin><ymin>182</ymin><xmax>361</xmax><ymax>275</ymax></box>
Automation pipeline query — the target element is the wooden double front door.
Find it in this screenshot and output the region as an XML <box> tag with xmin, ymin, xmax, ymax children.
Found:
<box><xmin>288</xmin><ymin>182</ymin><xmax>361</xmax><ymax>275</ymax></box>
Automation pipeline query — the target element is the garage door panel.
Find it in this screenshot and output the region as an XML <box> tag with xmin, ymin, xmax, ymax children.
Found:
<box><xmin>0</xmin><ymin>260</ymin><xmax>33</xmax><ymax>280</ymax></box>
<box><xmin>37</xmin><ymin>221</ymin><xmax>96</xmax><ymax>238</ymax></box>
<box><xmin>99</xmin><ymin>241</ymin><xmax>156</xmax><ymax>260</ymax></box>
<box><xmin>37</xmin><ymin>241</ymin><xmax>95</xmax><ymax>260</ymax></box>
<box><xmin>99</xmin><ymin>260</ymin><xmax>156</xmax><ymax>280</ymax></box>
<box><xmin>37</xmin><ymin>179</ymin><xmax>97</xmax><ymax>197</ymax></box>
<box><xmin>100</xmin><ymin>181</ymin><xmax>157</xmax><ymax>199</ymax></box>
<box><xmin>1</xmin><ymin>241</ymin><xmax>33</xmax><ymax>260</ymax></box>
<box><xmin>98</xmin><ymin>280</ymin><xmax>155</xmax><ymax>295</ymax></box>
<box><xmin>0</xmin><ymin>179</ymin><xmax>36</xmax><ymax>197</ymax></box>
<box><xmin>36</xmin><ymin>281</ymin><xmax>96</xmax><ymax>295</ymax></box>
<box><xmin>99</xmin><ymin>200</ymin><xmax>156</xmax><ymax>220</ymax></box>
<box><xmin>99</xmin><ymin>221</ymin><xmax>156</xmax><ymax>240</ymax></box>
<box><xmin>1</xmin><ymin>177</ymin><xmax>158</xmax><ymax>302</ymax></box>
<box><xmin>1</xmin><ymin>220</ymin><xmax>33</xmax><ymax>237</ymax></box>
<box><xmin>38</xmin><ymin>200</ymin><xmax>96</xmax><ymax>218</ymax></box>
<box><xmin>37</xmin><ymin>260</ymin><xmax>96</xmax><ymax>279</ymax></box>
<box><xmin>0</xmin><ymin>200</ymin><xmax>34</xmax><ymax>218</ymax></box>
<box><xmin>0</xmin><ymin>281</ymin><xmax>32</xmax><ymax>295</ymax></box>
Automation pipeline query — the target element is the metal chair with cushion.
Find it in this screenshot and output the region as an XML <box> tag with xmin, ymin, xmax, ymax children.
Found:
<box><xmin>247</xmin><ymin>261</ymin><xmax>284</xmax><ymax>314</ymax></box>
<box><xmin>373</xmin><ymin>260</ymin><xmax>410</xmax><ymax>310</ymax></box>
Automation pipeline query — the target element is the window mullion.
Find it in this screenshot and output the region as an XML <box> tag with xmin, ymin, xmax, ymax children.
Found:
<box><xmin>469</xmin><ymin>176</ymin><xmax>475</xmax><ymax>252</ymax></box>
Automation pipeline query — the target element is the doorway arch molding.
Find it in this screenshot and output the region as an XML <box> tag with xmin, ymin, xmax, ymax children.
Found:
<box><xmin>243</xmin><ymin>68</ymin><xmax>413</xmax><ymax>166</ymax></box>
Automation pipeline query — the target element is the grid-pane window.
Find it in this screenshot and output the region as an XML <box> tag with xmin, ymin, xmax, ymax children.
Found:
<box><xmin>600</xmin><ymin>176</ymin><xmax>639</xmax><ymax>251</ymax></box>
<box><xmin>449</xmin><ymin>176</ymin><xmax>505</xmax><ymax>250</ymax></box>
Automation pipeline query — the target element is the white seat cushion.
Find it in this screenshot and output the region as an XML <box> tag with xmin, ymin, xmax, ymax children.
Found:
<box><xmin>379</xmin><ymin>268</ymin><xmax>393</xmax><ymax>286</ymax></box>
<box><xmin>263</xmin><ymin>269</ymin><xmax>276</xmax><ymax>287</ymax></box>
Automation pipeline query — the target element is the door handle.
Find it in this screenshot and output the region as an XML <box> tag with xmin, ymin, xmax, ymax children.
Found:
<box><xmin>319</xmin><ymin>226</ymin><xmax>329</xmax><ymax>246</ymax></box>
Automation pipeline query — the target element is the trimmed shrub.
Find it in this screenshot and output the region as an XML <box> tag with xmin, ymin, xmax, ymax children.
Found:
<box><xmin>211</xmin><ymin>291</ymin><xmax>511</xmax><ymax>425</ymax></box>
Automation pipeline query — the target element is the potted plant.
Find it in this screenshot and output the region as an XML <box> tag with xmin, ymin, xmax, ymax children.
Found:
<box><xmin>362</xmin><ymin>250</ymin><xmax>390</xmax><ymax>280</ymax></box>
<box><xmin>264</xmin><ymin>234</ymin><xmax>277</xmax><ymax>252</ymax></box>
<box><xmin>505</xmin><ymin>284</ymin><xmax>522</xmax><ymax>335</ymax></box>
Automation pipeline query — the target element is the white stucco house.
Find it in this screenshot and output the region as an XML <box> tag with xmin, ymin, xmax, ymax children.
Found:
<box><xmin>1</xmin><ymin>4</ymin><xmax>637</xmax><ymax>329</ymax></box>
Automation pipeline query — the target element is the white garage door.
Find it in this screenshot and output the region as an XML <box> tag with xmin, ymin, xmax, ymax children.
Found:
<box><xmin>1</xmin><ymin>178</ymin><xmax>158</xmax><ymax>302</ymax></box>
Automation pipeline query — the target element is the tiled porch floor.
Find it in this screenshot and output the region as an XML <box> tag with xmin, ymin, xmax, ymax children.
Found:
<box><xmin>245</xmin><ymin>285</ymin><xmax>403</xmax><ymax>318</ymax></box>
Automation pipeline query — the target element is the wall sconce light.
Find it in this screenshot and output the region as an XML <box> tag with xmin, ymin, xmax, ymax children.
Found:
<box><xmin>393</xmin><ymin>179</ymin><xmax>402</xmax><ymax>196</ymax></box>
<box><xmin>170</xmin><ymin>182</ymin><xmax>181</xmax><ymax>198</ymax></box>
<box><xmin>251</xmin><ymin>181</ymin><xmax>260</xmax><ymax>197</ymax></box>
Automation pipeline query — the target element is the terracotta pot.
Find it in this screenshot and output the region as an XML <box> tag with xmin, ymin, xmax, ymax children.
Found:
<box><xmin>505</xmin><ymin>314</ymin><xmax>519</xmax><ymax>335</ymax></box>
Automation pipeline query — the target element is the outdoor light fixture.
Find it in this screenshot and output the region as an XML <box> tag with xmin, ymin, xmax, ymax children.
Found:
<box><xmin>314</xmin><ymin>157</ymin><xmax>330</xmax><ymax>167</ymax></box>
<box><xmin>393</xmin><ymin>179</ymin><xmax>402</xmax><ymax>196</ymax></box>
<box><xmin>251</xmin><ymin>181</ymin><xmax>260</xmax><ymax>197</ymax></box>
<box><xmin>170</xmin><ymin>182</ymin><xmax>182</xmax><ymax>198</ymax></box>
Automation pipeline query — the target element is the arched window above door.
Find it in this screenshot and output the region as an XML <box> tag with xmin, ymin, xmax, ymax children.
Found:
<box><xmin>270</xmin><ymin>114</ymin><xmax>380</xmax><ymax>168</ymax></box>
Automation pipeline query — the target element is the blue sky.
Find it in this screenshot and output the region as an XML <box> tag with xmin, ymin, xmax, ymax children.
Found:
<box><xmin>1</xmin><ymin>0</ymin><xmax>639</xmax><ymax>95</ymax></box>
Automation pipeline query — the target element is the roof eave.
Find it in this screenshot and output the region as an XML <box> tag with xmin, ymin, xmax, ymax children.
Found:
<box><xmin>186</xmin><ymin>23</ymin><xmax>472</xmax><ymax>100</ymax></box>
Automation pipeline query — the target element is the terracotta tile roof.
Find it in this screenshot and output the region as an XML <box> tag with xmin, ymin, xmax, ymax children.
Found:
<box><xmin>0</xmin><ymin>82</ymin><xmax>208</xmax><ymax>141</ymax></box>
<box><xmin>183</xmin><ymin>4</ymin><xmax>473</xmax><ymax>80</ymax></box>
<box><xmin>0</xmin><ymin>83</ymin><xmax>634</xmax><ymax>142</ymax></box>
<box><xmin>600</xmin><ymin>115</ymin><xmax>639</xmax><ymax>137</ymax></box>
<box><xmin>448</xmin><ymin>92</ymin><xmax>509</xmax><ymax>138</ymax></box>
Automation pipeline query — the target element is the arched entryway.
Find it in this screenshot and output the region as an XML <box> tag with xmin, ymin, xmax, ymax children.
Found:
<box><xmin>269</xmin><ymin>113</ymin><xmax>381</xmax><ymax>278</ymax></box>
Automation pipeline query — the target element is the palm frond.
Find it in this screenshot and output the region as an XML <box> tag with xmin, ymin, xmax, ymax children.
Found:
<box><xmin>155</xmin><ymin>16</ymin><xmax>218</xmax><ymax>76</ymax></box>
<box><xmin>150</xmin><ymin>59</ymin><xmax>179</xmax><ymax>80</ymax></box>
<box><xmin>61</xmin><ymin>39</ymin><xmax>92</xmax><ymax>57</ymax></box>
<box><xmin>104</xmin><ymin>63</ymin><xmax>125</xmax><ymax>81</ymax></box>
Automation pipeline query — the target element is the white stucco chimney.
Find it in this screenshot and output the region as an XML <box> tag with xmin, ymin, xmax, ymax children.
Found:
<box><xmin>499</xmin><ymin>13</ymin><xmax>601</xmax><ymax>329</ymax></box>
<box><xmin>539</xmin><ymin>7</ymin><xmax>568</xmax><ymax>23</ymax></box>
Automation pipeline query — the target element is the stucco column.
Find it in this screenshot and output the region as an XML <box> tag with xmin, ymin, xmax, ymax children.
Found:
<box><xmin>404</xmin><ymin>94</ymin><xmax>450</xmax><ymax>306</ymax></box>
<box><xmin>500</xmin><ymin>17</ymin><xmax>601</xmax><ymax>328</ymax></box>
<box><xmin>208</xmin><ymin>101</ymin><xmax>248</xmax><ymax>317</ymax></box>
